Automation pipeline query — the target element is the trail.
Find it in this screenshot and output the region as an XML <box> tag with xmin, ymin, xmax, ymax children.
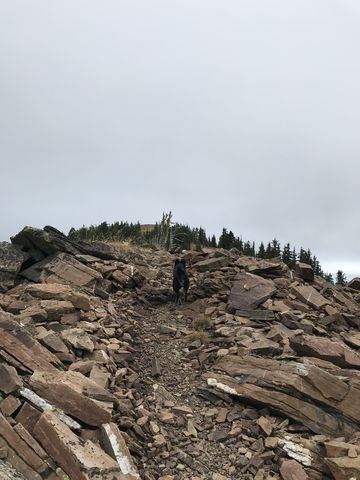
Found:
<box><xmin>130</xmin><ymin>301</ymin><xmax>248</xmax><ymax>480</ymax></box>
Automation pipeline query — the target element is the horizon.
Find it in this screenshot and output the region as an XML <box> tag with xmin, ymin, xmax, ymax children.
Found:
<box><xmin>2</xmin><ymin>216</ymin><xmax>357</xmax><ymax>280</ymax></box>
<box><xmin>1</xmin><ymin>1</ymin><xmax>360</xmax><ymax>281</ymax></box>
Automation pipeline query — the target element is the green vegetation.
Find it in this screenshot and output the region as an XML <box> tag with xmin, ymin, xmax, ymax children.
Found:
<box><xmin>68</xmin><ymin>211</ymin><xmax>334</xmax><ymax>282</ymax></box>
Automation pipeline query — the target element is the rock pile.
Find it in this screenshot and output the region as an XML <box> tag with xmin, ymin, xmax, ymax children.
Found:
<box><xmin>0</xmin><ymin>225</ymin><xmax>359</xmax><ymax>480</ymax></box>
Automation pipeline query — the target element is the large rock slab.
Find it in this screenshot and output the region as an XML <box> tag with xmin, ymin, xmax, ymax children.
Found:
<box><xmin>20</xmin><ymin>253</ymin><xmax>102</xmax><ymax>291</ymax></box>
<box><xmin>325</xmin><ymin>456</ymin><xmax>360</xmax><ymax>480</ymax></box>
<box><xmin>29</xmin><ymin>370</ymin><xmax>112</xmax><ymax>427</ymax></box>
<box><xmin>205</xmin><ymin>372</ymin><xmax>350</xmax><ymax>436</ymax></box>
<box><xmin>347</xmin><ymin>277</ymin><xmax>360</xmax><ymax>291</ymax></box>
<box><xmin>0</xmin><ymin>242</ymin><xmax>27</xmax><ymax>288</ymax></box>
<box><xmin>25</xmin><ymin>283</ymin><xmax>93</xmax><ymax>310</ymax></box>
<box><xmin>77</xmin><ymin>241</ymin><xmax>127</xmax><ymax>262</ymax></box>
<box><xmin>290</xmin><ymin>334</ymin><xmax>360</xmax><ymax>369</ymax></box>
<box><xmin>193</xmin><ymin>256</ymin><xmax>230</xmax><ymax>272</ymax></box>
<box><xmin>236</xmin><ymin>257</ymin><xmax>288</xmax><ymax>277</ymax></box>
<box><xmin>11</xmin><ymin>225</ymin><xmax>80</xmax><ymax>257</ymax></box>
<box><xmin>208</xmin><ymin>355</ymin><xmax>360</xmax><ymax>434</ymax></box>
<box><xmin>33</xmin><ymin>411</ymin><xmax>127</xmax><ymax>480</ymax></box>
<box><xmin>0</xmin><ymin>313</ymin><xmax>62</xmax><ymax>372</ymax></box>
<box><xmin>0</xmin><ymin>412</ymin><xmax>47</xmax><ymax>476</ymax></box>
<box><xmin>227</xmin><ymin>271</ymin><xmax>277</xmax><ymax>313</ymax></box>
<box><xmin>291</xmin><ymin>285</ymin><xmax>328</xmax><ymax>310</ymax></box>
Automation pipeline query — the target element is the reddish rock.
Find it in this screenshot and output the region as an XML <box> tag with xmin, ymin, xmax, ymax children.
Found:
<box><xmin>290</xmin><ymin>334</ymin><xmax>360</xmax><ymax>369</ymax></box>
<box><xmin>280</xmin><ymin>459</ymin><xmax>308</xmax><ymax>480</ymax></box>
<box><xmin>227</xmin><ymin>272</ymin><xmax>277</xmax><ymax>313</ymax></box>
<box><xmin>29</xmin><ymin>370</ymin><xmax>112</xmax><ymax>427</ymax></box>
<box><xmin>33</xmin><ymin>411</ymin><xmax>125</xmax><ymax>480</ymax></box>
<box><xmin>291</xmin><ymin>285</ymin><xmax>328</xmax><ymax>310</ymax></box>
<box><xmin>295</xmin><ymin>262</ymin><xmax>314</xmax><ymax>282</ymax></box>
<box><xmin>0</xmin><ymin>364</ymin><xmax>23</xmax><ymax>394</ymax></box>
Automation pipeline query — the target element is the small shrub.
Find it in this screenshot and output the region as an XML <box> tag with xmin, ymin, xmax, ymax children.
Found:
<box><xmin>192</xmin><ymin>314</ymin><xmax>211</xmax><ymax>331</ymax></box>
<box><xmin>185</xmin><ymin>331</ymin><xmax>210</xmax><ymax>345</ymax></box>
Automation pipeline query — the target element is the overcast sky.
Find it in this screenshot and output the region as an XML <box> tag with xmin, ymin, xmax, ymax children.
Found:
<box><xmin>1</xmin><ymin>1</ymin><xmax>360</xmax><ymax>277</ymax></box>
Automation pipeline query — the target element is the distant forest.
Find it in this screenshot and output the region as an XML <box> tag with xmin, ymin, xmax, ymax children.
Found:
<box><xmin>68</xmin><ymin>213</ymin><xmax>341</xmax><ymax>284</ymax></box>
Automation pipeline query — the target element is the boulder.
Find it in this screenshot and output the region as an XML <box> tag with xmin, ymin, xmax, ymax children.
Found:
<box><xmin>206</xmin><ymin>355</ymin><xmax>360</xmax><ymax>434</ymax></box>
<box><xmin>0</xmin><ymin>242</ymin><xmax>27</xmax><ymax>288</ymax></box>
<box><xmin>29</xmin><ymin>370</ymin><xmax>113</xmax><ymax>427</ymax></box>
<box><xmin>77</xmin><ymin>241</ymin><xmax>127</xmax><ymax>262</ymax></box>
<box><xmin>291</xmin><ymin>285</ymin><xmax>328</xmax><ymax>310</ymax></box>
<box><xmin>193</xmin><ymin>257</ymin><xmax>229</xmax><ymax>272</ymax></box>
<box><xmin>100</xmin><ymin>423</ymin><xmax>140</xmax><ymax>478</ymax></box>
<box><xmin>347</xmin><ymin>277</ymin><xmax>360</xmax><ymax>291</ymax></box>
<box><xmin>20</xmin><ymin>253</ymin><xmax>102</xmax><ymax>291</ymax></box>
<box><xmin>227</xmin><ymin>272</ymin><xmax>277</xmax><ymax>313</ymax></box>
<box><xmin>11</xmin><ymin>225</ymin><xmax>80</xmax><ymax>257</ymax></box>
<box><xmin>236</xmin><ymin>257</ymin><xmax>288</xmax><ymax>277</ymax></box>
<box><xmin>295</xmin><ymin>262</ymin><xmax>314</xmax><ymax>282</ymax></box>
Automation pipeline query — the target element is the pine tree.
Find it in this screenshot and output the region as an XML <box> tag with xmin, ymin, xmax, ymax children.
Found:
<box><xmin>324</xmin><ymin>273</ymin><xmax>334</xmax><ymax>284</ymax></box>
<box><xmin>257</xmin><ymin>242</ymin><xmax>266</xmax><ymax>258</ymax></box>
<box><xmin>336</xmin><ymin>270</ymin><xmax>347</xmax><ymax>285</ymax></box>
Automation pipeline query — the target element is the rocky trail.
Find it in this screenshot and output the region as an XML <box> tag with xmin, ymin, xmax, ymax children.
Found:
<box><xmin>1</xmin><ymin>226</ymin><xmax>360</xmax><ymax>480</ymax></box>
<box><xmin>130</xmin><ymin>302</ymin><xmax>246</xmax><ymax>479</ymax></box>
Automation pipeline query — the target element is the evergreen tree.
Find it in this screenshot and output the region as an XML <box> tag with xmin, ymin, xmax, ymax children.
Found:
<box><xmin>324</xmin><ymin>273</ymin><xmax>334</xmax><ymax>284</ymax></box>
<box><xmin>257</xmin><ymin>242</ymin><xmax>266</xmax><ymax>258</ymax></box>
<box><xmin>336</xmin><ymin>270</ymin><xmax>347</xmax><ymax>285</ymax></box>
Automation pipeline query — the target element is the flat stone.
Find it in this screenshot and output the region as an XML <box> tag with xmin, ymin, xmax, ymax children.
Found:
<box><xmin>29</xmin><ymin>370</ymin><xmax>112</xmax><ymax>427</ymax></box>
<box><xmin>227</xmin><ymin>272</ymin><xmax>277</xmax><ymax>313</ymax></box>
<box><xmin>33</xmin><ymin>411</ymin><xmax>125</xmax><ymax>480</ymax></box>
<box><xmin>291</xmin><ymin>285</ymin><xmax>328</xmax><ymax>310</ymax></box>
<box><xmin>193</xmin><ymin>257</ymin><xmax>229</xmax><ymax>272</ymax></box>
<box><xmin>290</xmin><ymin>334</ymin><xmax>360</xmax><ymax>369</ymax></box>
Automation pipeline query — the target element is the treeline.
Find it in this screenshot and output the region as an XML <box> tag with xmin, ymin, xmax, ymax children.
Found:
<box><xmin>68</xmin><ymin>214</ymin><xmax>335</xmax><ymax>282</ymax></box>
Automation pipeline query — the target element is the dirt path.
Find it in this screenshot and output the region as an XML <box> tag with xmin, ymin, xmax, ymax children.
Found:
<box><xmin>130</xmin><ymin>302</ymin><xmax>250</xmax><ymax>480</ymax></box>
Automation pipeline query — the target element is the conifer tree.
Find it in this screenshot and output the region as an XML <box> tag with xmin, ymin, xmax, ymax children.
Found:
<box><xmin>336</xmin><ymin>270</ymin><xmax>347</xmax><ymax>285</ymax></box>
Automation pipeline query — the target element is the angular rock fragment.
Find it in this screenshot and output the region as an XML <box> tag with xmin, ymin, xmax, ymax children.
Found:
<box><xmin>291</xmin><ymin>285</ymin><xmax>328</xmax><ymax>310</ymax></box>
<box><xmin>100</xmin><ymin>423</ymin><xmax>139</xmax><ymax>478</ymax></box>
<box><xmin>295</xmin><ymin>262</ymin><xmax>314</xmax><ymax>282</ymax></box>
<box><xmin>0</xmin><ymin>242</ymin><xmax>27</xmax><ymax>289</ymax></box>
<box><xmin>290</xmin><ymin>334</ymin><xmax>360</xmax><ymax>369</ymax></box>
<box><xmin>227</xmin><ymin>272</ymin><xmax>277</xmax><ymax>313</ymax></box>
<box><xmin>33</xmin><ymin>411</ymin><xmax>126</xmax><ymax>480</ymax></box>
<box><xmin>29</xmin><ymin>370</ymin><xmax>112</xmax><ymax>426</ymax></box>
<box><xmin>20</xmin><ymin>253</ymin><xmax>102</xmax><ymax>291</ymax></box>
<box><xmin>0</xmin><ymin>313</ymin><xmax>62</xmax><ymax>372</ymax></box>
<box><xmin>193</xmin><ymin>257</ymin><xmax>229</xmax><ymax>272</ymax></box>
<box><xmin>280</xmin><ymin>459</ymin><xmax>308</xmax><ymax>480</ymax></box>
<box><xmin>60</xmin><ymin>328</ymin><xmax>94</xmax><ymax>352</ymax></box>
<box><xmin>0</xmin><ymin>364</ymin><xmax>23</xmax><ymax>394</ymax></box>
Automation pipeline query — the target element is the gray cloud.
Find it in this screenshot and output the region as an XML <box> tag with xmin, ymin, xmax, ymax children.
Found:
<box><xmin>1</xmin><ymin>0</ymin><xmax>360</xmax><ymax>276</ymax></box>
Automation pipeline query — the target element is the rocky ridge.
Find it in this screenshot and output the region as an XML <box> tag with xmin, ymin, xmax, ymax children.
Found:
<box><xmin>0</xmin><ymin>226</ymin><xmax>360</xmax><ymax>479</ymax></box>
